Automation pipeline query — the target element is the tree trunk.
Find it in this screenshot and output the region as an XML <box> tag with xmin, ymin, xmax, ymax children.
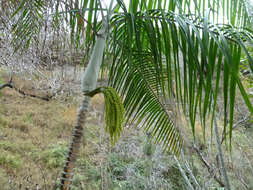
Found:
<box><xmin>59</xmin><ymin>21</ymin><xmax>107</xmax><ymax>190</ymax></box>
<box><xmin>60</xmin><ymin>96</ymin><xmax>90</xmax><ymax>190</ymax></box>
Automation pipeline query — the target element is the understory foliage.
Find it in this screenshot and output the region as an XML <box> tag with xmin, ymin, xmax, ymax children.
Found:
<box><xmin>0</xmin><ymin>89</ymin><xmax>252</xmax><ymax>189</ymax></box>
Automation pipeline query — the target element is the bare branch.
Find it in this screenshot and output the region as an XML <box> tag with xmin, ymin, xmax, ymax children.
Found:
<box><xmin>0</xmin><ymin>82</ymin><xmax>12</xmax><ymax>90</ymax></box>
<box><xmin>193</xmin><ymin>145</ymin><xmax>225</xmax><ymax>187</ymax></box>
<box><xmin>0</xmin><ymin>79</ymin><xmax>55</xmax><ymax>101</ymax></box>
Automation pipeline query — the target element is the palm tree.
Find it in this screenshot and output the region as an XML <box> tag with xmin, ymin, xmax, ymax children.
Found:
<box><xmin>10</xmin><ymin>0</ymin><xmax>253</xmax><ymax>189</ymax></box>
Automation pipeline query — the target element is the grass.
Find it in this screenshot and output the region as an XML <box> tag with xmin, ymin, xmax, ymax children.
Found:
<box><xmin>0</xmin><ymin>69</ymin><xmax>4</xmax><ymax>84</ymax></box>
<box><xmin>23</xmin><ymin>112</ymin><xmax>34</xmax><ymax>124</ymax></box>
<box><xmin>0</xmin><ymin>69</ymin><xmax>252</xmax><ymax>189</ymax></box>
<box><xmin>0</xmin><ymin>70</ymin><xmax>108</xmax><ymax>189</ymax></box>
<box><xmin>0</xmin><ymin>73</ymin><xmax>79</xmax><ymax>187</ymax></box>
<box><xmin>40</xmin><ymin>143</ymin><xmax>68</xmax><ymax>168</ymax></box>
<box><xmin>0</xmin><ymin>152</ymin><xmax>22</xmax><ymax>169</ymax></box>
<box><xmin>0</xmin><ymin>116</ymin><xmax>7</xmax><ymax>128</ymax></box>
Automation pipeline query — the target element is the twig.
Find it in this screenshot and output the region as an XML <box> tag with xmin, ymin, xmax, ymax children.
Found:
<box><xmin>213</xmin><ymin>106</ymin><xmax>231</xmax><ymax>190</ymax></box>
<box><xmin>238</xmin><ymin>144</ymin><xmax>253</xmax><ymax>177</ymax></box>
<box><xmin>235</xmin><ymin>172</ymin><xmax>251</xmax><ymax>190</ymax></box>
<box><xmin>0</xmin><ymin>82</ymin><xmax>12</xmax><ymax>90</ymax></box>
<box><xmin>37</xmin><ymin>163</ymin><xmax>48</xmax><ymax>190</ymax></box>
<box><xmin>193</xmin><ymin>144</ymin><xmax>225</xmax><ymax>187</ymax></box>
<box><xmin>59</xmin><ymin>0</ymin><xmax>103</xmax><ymax>38</ymax></box>
<box><xmin>11</xmin><ymin>84</ymin><xmax>51</xmax><ymax>101</ymax></box>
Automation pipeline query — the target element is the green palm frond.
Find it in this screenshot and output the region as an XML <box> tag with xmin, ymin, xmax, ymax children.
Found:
<box><xmin>109</xmin><ymin>6</ymin><xmax>253</xmax><ymax>151</ymax></box>
<box><xmin>124</xmin><ymin>0</ymin><xmax>251</xmax><ymax>27</ymax></box>
<box><xmin>85</xmin><ymin>87</ymin><xmax>125</xmax><ymax>145</ymax></box>
<box><xmin>109</xmin><ymin>12</ymin><xmax>184</xmax><ymax>154</ymax></box>
<box><xmin>11</xmin><ymin>0</ymin><xmax>45</xmax><ymax>51</ymax></box>
<box><xmin>60</xmin><ymin>0</ymin><xmax>100</xmax><ymax>49</ymax></box>
<box><xmin>109</xmin><ymin>48</ymin><xmax>183</xmax><ymax>155</ymax></box>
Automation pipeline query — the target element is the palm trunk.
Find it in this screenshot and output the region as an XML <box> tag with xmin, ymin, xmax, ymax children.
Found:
<box><xmin>59</xmin><ymin>24</ymin><xmax>107</xmax><ymax>190</ymax></box>
<box><xmin>60</xmin><ymin>96</ymin><xmax>90</xmax><ymax>190</ymax></box>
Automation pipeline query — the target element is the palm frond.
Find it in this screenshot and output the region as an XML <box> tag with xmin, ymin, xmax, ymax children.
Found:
<box><xmin>109</xmin><ymin>48</ymin><xmax>183</xmax><ymax>155</ymax></box>
<box><xmin>11</xmin><ymin>0</ymin><xmax>45</xmax><ymax>51</ymax></box>
<box><xmin>125</xmin><ymin>0</ymin><xmax>251</xmax><ymax>27</ymax></box>
<box><xmin>108</xmin><ymin>7</ymin><xmax>253</xmax><ymax>152</ymax></box>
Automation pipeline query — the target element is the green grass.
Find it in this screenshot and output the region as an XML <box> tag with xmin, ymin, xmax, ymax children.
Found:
<box><xmin>0</xmin><ymin>68</ymin><xmax>252</xmax><ymax>189</ymax></box>
<box><xmin>23</xmin><ymin>112</ymin><xmax>34</xmax><ymax>124</ymax></box>
<box><xmin>0</xmin><ymin>141</ymin><xmax>19</xmax><ymax>152</ymax></box>
<box><xmin>0</xmin><ymin>71</ymin><xmax>4</xmax><ymax>84</ymax></box>
<box><xmin>0</xmin><ymin>116</ymin><xmax>7</xmax><ymax>128</ymax></box>
<box><xmin>0</xmin><ymin>152</ymin><xmax>22</xmax><ymax>169</ymax></box>
<box><xmin>39</xmin><ymin>143</ymin><xmax>68</xmax><ymax>168</ymax></box>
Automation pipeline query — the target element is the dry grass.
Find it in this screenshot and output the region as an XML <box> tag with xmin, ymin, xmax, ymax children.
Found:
<box><xmin>0</xmin><ymin>70</ymin><xmax>253</xmax><ymax>190</ymax></box>
<box><xmin>0</xmin><ymin>71</ymin><xmax>107</xmax><ymax>189</ymax></box>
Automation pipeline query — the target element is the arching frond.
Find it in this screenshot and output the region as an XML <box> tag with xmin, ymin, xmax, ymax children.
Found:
<box><xmin>108</xmin><ymin>7</ymin><xmax>253</xmax><ymax>151</ymax></box>
<box><xmin>109</xmin><ymin>47</ymin><xmax>184</xmax><ymax>155</ymax></box>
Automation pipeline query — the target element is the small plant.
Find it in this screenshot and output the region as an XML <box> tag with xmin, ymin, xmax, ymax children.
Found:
<box><xmin>143</xmin><ymin>132</ymin><xmax>156</xmax><ymax>157</ymax></box>
<box><xmin>41</xmin><ymin>143</ymin><xmax>68</xmax><ymax>168</ymax></box>
<box><xmin>108</xmin><ymin>153</ymin><xmax>126</xmax><ymax>180</ymax></box>
<box><xmin>0</xmin><ymin>152</ymin><xmax>22</xmax><ymax>169</ymax></box>
<box><xmin>23</xmin><ymin>112</ymin><xmax>34</xmax><ymax>124</ymax></box>
<box><xmin>166</xmin><ymin>165</ymin><xmax>188</xmax><ymax>190</ymax></box>
<box><xmin>71</xmin><ymin>173</ymin><xmax>85</xmax><ymax>190</ymax></box>
<box><xmin>86</xmin><ymin>166</ymin><xmax>100</xmax><ymax>182</ymax></box>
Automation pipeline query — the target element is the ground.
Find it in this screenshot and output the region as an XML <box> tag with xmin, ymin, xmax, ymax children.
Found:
<box><xmin>0</xmin><ymin>69</ymin><xmax>253</xmax><ymax>190</ymax></box>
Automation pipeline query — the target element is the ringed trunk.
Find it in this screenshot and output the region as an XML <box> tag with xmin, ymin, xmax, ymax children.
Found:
<box><xmin>60</xmin><ymin>96</ymin><xmax>90</xmax><ymax>190</ymax></box>
<box><xmin>59</xmin><ymin>26</ymin><xmax>107</xmax><ymax>190</ymax></box>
